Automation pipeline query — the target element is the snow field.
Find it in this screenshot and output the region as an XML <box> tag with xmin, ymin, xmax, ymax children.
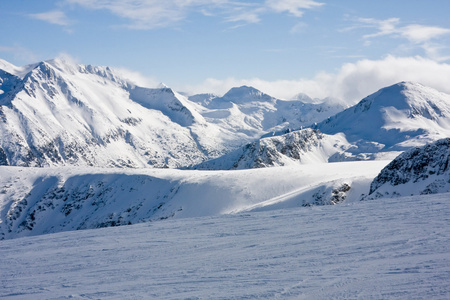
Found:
<box><xmin>0</xmin><ymin>161</ymin><xmax>389</xmax><ymax>239</ymax></box>
<box><xmin>0</xmin><ymin>192</ymin><xmax>449</xmax><ymax>299</ymax></box>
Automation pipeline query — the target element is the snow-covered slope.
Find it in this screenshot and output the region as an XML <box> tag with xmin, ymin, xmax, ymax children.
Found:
<box><xmin>196</xmin><ymin>85</ymin><xmax>346</xmax><ymax>142</ymax></box>
<box><xmin>0</xmin><ymin>59</ymin><xmax>347</xmax><ymax>168</ymax></box>
<box><xmin>1</xmin><ymin>192</ymin><xmax>449</xmax><ymax>299</ymax></box>
<box><xmin>0</xmin><ymin>58</ymin><xmax>215</xmax><ymax>168</ymax></box>
<box><xmin>1</xmin><ymin>58</ymin><xmax>449</xmax><ymax>170</ymax></box>
<box><xmin>0</xmin><ymin>160</ymin><xmax>388</xmax><ymax>239</ymax></box>
<box><xmin>368</xmin><ymin>138</ymin><xmax>450</xmax><ymax>198</ymax></box>
<box><xmin>316</xmin><ymin>81</ymin><xmax>450</xmax><ymax>160</ymax></box>
<box><xmin>188</xmin><ymin>92</ymin><xmax>218</xmax><ymax>106</ymax></box>
<box><xmin>194</xmin><ymin>128</ymin><xmax>350</xmax><ymax>170</ymax></box>
<box><xmin>195</xmin><ymin>81</ymin><xmax>450</xmax><ymax>170</ymax></box>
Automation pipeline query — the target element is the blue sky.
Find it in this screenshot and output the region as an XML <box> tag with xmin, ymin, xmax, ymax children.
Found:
<box><xmin>1</xmin><ymin>0</ymin><xmax>450</xmax><ymax>102</ymax></box>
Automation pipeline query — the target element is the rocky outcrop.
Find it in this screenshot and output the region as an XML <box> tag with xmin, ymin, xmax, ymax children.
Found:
<box><xmin>368</xmin><ymin>138</ymin><xmax>450</xmax><ymax>198</ymax></box>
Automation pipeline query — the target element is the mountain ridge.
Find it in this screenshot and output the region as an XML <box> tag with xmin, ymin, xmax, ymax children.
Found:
<box><xmin>1</xmin><ymin>59</ymin><xmax>449</xmax><ymax>170</ymax></box>
<box><xmin>0</xmin><ymin>58</ymin><xmax>350</xmax><ymax>168</ymax></box>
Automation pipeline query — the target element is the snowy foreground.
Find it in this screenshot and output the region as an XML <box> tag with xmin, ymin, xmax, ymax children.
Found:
<box><xmin>1</xmin><ymin>192</ymin><xmax>449</xmax><ymax>299</ymax></box>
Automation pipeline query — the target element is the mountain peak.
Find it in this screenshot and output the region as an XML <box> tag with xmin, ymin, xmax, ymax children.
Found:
<box><xmin>291</xmin><ymin>92</ymin><xmax>314</xmax><ymax>103</ymax></box>
<box><xmin>221</xmin><ymin>85</ymin><xmax>275</xmax><ymax>103</ymax></box>
<box><xmin>353</xmin><ymin>81</ymin><xmax>449</xmax><ymax>117</ymax></box>
<box><xmin>157</xmin><ymin>82</ymin><xmax>169</xmax><ymax>89</ymax></box>
<box><xmin>317</xmin><ymin>81</ymin><xmax>450</xmax><ymax>152</ymax></box>
<box><xmin>223</xmin><ymin>85</ymin><xmax>261</xmax><ymax>97</ymax></box>
<box><xmin>0</xmin><ymin>59</ymin><xmax>39</xmax><ymax>79</ymax></box>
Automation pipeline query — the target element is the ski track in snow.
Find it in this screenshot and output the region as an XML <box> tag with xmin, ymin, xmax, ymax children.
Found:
<box><xmin>0</xmin><ymin>193</ymin><xmax>449</xmax><ymax>299</ymax></box>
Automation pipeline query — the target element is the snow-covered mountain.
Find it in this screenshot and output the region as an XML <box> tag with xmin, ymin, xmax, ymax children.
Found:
<box><xmin>0</xmin><ymin>59</ymin><xmax>347</xmax><ymax>168</ymax></box>
<box><xmin>193</xmin><ymin>82</ymin><xmax>450</xmax><ymax>170</ymax></box>
<box><xmin>367</xmin><ymin>138</ymin><xmax>450</xmax><ymax>198</ymax></box>
<box><xmin>316</xmin><ymin>82</ymin><xmax>450</xmax><ymax>160</ymax></box>
<box><xmin>0</xmin><ymin>58</ymin><xmax>216</xmax><ymax>168</ymax></box>
<box><xmin>198</xmin><ymin>85</ymin><xmax>346</xmax><ymax>137</ymax></box>
<box><xmin>194</xmin><ymin>128</ymin><xmax>349</xmax><ymax>169</ymax></box>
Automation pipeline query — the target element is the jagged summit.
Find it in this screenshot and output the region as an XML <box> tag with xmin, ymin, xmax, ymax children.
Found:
<box><xmin>193</xmin><ymin>128</ymin><xmax>350</xmax><ymax>170</ymax></box>
<box><xmin>157</xmin><ymin>82</ymin><xmax>169</xmax><ymax>89</ymax></box>
<box><xmin>0</xmin><ymin>59</ymin><xmax>39</xmax><ymax>78</ymax></box>
<box><xmin>351</xmin><ymin>81</ymin><xmax>448</xmax><ymax>119</ymax></box>
<box><xmin>0</xmin><ymin>58</ymin><xmax>212</xmax><ymax>168</ymax></box>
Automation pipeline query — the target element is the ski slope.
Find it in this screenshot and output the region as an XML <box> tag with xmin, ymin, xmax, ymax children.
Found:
<box><xmin>0</xmin><ymin>192</ymin><xmax>449</xmax><ymax>299</ymax></box>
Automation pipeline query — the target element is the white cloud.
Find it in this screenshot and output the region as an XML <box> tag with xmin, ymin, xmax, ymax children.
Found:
<box><xmin>359</xmin><ymin>18</ymin><xmax>450</xmax><ymax>44</ymax></box>
<box><xmin>180</xmin><ymin>56</ymin><xmax>450</xmax><ymax>104</ymax></box>
<box><xmin>422</xmin><ymin>43</ymin><xmax>450</xmax><ymax>62</ymax></box>
<box><xmin>265</xmin><ymin>0</ymin><xmax>324</xmax><ymax>17</ymax></box>
<box><xmin>225</xmin><ymin>8</ymin><xmax>262</xmax><ymax>24</ymax></box>
<box><xmin>360</xmin><ymin>17</ymin><xmax>400</xmax><ymax>39</ymax></box>
<box><xmin>64</xmin><ymin>0</ymin><xmax>322</xmax><ymax>30</ymax></box>
<box><xmin>29</xmin><ymin>10</ymin><xmax>71</xmax><ymax>26</ymax></box>
<box><xmin>401</xmin><ymin>24</ymin><xmax>450</xmax><ymax>44</ymax></box>
<box><xmin>351</xmin><ymin>17</ymin><xmax>450</xmax><ymax>62</ymax></box>
<box><xmin>324</xmin><ymin>56</ymin><xmax>450</xmax><ymax>102</ymax></box>
<box><xmin>112</xmin><ymin>67</ymin><xmax>160</xmax><ymax>88</ymax></box>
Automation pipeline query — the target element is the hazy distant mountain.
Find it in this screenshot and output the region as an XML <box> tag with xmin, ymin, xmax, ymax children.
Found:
<box><xmin>196</xmin><ymin>85</ymin><xmax>346</xmax><ymax>140</ymax></box>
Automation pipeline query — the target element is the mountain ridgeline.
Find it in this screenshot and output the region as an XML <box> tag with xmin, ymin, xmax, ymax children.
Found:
<box><xmin>0</xmin><ymin>58</ymin><xmax>345</xmax><ymax>168</ymax></box>
<box><xmin>1</xmin><ymin>58</ymin><xmax>450</xmax><ymax>239</ymax></box>
<box><xmin>0</xmin><ymin>58</ymin><xmax>449</xmax><ymax>170</ymax></box>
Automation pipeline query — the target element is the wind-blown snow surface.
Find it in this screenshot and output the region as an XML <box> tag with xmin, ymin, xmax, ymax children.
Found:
<box><xmin>0</xmin><ymin>161</ymin><xmax>388</xmax><ymax>240</ymax></box>
<box><xmin>0</xmin><ymin>192</ymin><xmax>449</xmax><ymax>299</ymax></box>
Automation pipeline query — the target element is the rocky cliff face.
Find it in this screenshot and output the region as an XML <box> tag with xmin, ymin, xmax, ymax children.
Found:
<box><xmin>368</xmin><ymin>138</ymin><xmax>450</xmax><ymax>198</ymax></box>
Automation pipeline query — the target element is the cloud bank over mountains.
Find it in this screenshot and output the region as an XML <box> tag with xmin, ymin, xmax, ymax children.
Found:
<box><xmin>181</xmin><ymin>55</ymin><xmax>450</xmax><ymax>103</ymax></box>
